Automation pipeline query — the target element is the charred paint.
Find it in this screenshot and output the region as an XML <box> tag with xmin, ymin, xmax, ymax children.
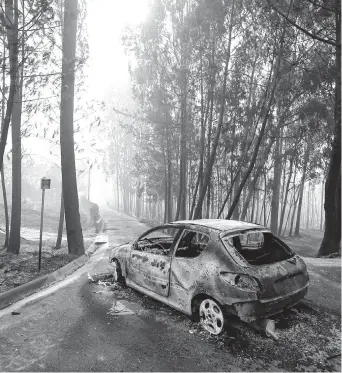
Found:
<box><xmin>132</xmin><ymin>253</ymin><xmax>149</xmax><ymax>263</ymax></box>
<box><xmin>151</xmin><ymin>259</ymin><xmax>166</xmax><ymax>270</ymax></box>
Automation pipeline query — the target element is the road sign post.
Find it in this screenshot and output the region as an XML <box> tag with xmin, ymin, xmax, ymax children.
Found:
<box><xmin>38</xmin><ymin>177</ymin><xmax>51</xmax><ymax>272</ymax></box>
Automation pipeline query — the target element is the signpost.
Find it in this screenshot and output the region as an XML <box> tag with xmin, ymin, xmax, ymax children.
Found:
<box><xmin>38</xmin><ymin>177</ymin><xmax>51</xmax><ymax>271</ymax></box>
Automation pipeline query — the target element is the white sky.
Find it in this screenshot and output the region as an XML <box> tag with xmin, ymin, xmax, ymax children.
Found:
<box><xmin>19</xmin><ymin>0</ymin><xmax>150</xmax><ymax>207</ymax></box>
<box><xmin>83</xmin><ymin>0</ymin><xmax>150</xmax><ymax>204</ymax></box>
<box><xmin>86</xmin><ymin>0</ymin><xmax>149</xmax><ymax>99</ymax></box>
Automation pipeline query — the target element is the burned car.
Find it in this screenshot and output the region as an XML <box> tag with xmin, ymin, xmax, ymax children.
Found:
<box><xmin>109</xmin><ymin>219</ymin><xmax>309</xmax><ymax>335</ymax></box>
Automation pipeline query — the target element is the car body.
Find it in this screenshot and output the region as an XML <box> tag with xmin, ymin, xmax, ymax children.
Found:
<box><xmin>109</xmin><ymin>219</ymin><xmax>309</xmax><ymax>333</ymax></box>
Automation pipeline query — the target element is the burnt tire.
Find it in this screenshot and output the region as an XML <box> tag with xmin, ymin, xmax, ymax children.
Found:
<box><xmin>199</xmin><ymin>298</ymin><xmax>225</xmax><ymax>335</ymax></box>
<box><xmin>112</xmin><ymin>259</ymin><xmax>125</xmax><ymax>285</ymax></box>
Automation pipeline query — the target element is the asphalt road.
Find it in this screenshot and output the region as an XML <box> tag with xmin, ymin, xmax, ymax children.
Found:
<box><xmin>0</xmin><ymin>210</ymin><xmax>244</xmax><ymax>372</ymax></box>
<box><xmin>0</xmin><ymin>208</ymin><xmax>340</xmax><ymax>372</ymax></box>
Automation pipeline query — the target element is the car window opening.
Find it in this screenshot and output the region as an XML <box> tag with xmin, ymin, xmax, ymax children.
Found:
<box><xmin>175</xmin><ymin>230</ymin><xmax>209</xmax><ymax>258</ymax></box>
<box><xmin>135</xmin><ymin>227</ymin><xmax>179</xmax><ymax>256</ymax></box>
<box><xmin>224</xmin><ymin>232</ymin><xmax>293</xmax><ymax>265</ymax></box>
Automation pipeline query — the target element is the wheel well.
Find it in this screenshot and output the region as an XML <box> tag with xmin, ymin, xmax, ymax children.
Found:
<box><xmin>191</xmin><ymin>293</ymin><xmax>219</xmax><ymax>315</ymax></box>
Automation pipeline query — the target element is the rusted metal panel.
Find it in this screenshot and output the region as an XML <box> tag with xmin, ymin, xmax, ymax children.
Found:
<box><xmin>109</xmin><ymin>220</ymin><xmax>310</xmax><ymax>327</ymax></box>
<box><xmin>129</xmin><ymin>251</ymin><xmax>171</xmax><ymax>297</ymax></box>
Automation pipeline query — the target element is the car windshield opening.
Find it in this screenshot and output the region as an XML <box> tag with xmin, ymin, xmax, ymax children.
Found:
<box><xmin>223</xmin><ymin>231</ymin><xmax>294</xmax><ymax>265</ymax></box>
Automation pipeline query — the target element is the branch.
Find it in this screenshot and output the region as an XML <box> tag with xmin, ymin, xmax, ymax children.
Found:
<box><xmin>305</xmin><ymin>0</ymin><xmax>335</xmax><ymax>12</ymax></box>
<box><xmin>267</xmin><ymin>0</ymin><xmax>338</xmax><ymax>47</ymax></box>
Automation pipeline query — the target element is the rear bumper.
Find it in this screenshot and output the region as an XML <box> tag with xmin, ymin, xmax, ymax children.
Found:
<box><xmin>227</xmin><ymin>285</ymin><xmax>308</xmax><ymax>322</ymax></box>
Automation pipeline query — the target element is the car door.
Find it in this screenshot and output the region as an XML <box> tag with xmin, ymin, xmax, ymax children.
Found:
<box><xmin>128</xmin><ymin>225</ymin><xmax>181</xmax><ymax>297</ymax></box>
<box><xmin>170</xmin><ymin>229</ymin><xmax>210</xmax><ymax>304</ymax></box>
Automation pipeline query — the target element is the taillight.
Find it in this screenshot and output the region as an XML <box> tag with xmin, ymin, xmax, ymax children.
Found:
<box><xmin>220</xmin><ymin>272</ymin><xmax>261</xmax><ymax>292</ymax></box>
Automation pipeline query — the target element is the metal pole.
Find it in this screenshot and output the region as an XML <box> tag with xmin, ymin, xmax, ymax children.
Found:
<box><xmin>38</xmin><ymin>188</ymin><xmax>45</xmax><ymax>272</ymax></box>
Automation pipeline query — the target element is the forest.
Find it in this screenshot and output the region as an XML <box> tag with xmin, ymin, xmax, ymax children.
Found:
<box><xmin>104</xmin><ymin>0</ymin><xmax>340</xmax><ymax>257</ymax></box>
<box><xmin>0</xmin><ymin>0</ymin><xmax>340</xmax><ymax>259</ymax></box>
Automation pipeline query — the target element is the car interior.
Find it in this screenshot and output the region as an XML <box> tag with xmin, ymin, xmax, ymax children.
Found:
<box><xmin>228</xmin><ymin>232</ymin><xmax>293</xmax><ymax>265</ymax></box>
<box><xmin>175</xmin><ymin>230</ymin><xmax>209</xmax><ymax>258</ymax></box>
<box><xmin>136</xmin><ymin>236</ymin><xmax>175</xmax><ymax>255</ymax></box>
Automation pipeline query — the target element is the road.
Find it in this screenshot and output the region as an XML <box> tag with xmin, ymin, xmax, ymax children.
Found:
<box><xmin>0</xmin><ymin>210</ymin><xmax>243</xmax><ymax>372</ymax></box>
<box><xmin>0</xmin><ymin>208</ymin><xmax>340</xmax><ymax>372</ymax></box>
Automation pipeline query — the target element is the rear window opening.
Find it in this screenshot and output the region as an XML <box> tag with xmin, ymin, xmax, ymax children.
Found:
<box><xmin>223</xmin><ymin>231</ymin><xmax>294</xmax><ymax>265</ymax></box>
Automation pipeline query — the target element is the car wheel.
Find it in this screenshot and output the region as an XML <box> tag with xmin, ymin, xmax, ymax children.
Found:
<box><xmin>199</xmin><ymin>298</ymin><xmax>225</xmax><ymax>335</ymax></box>
<box><xmin>112</xmin><ymin>259</ymin><xmax>125</xmax><ymax>285</ymax></box>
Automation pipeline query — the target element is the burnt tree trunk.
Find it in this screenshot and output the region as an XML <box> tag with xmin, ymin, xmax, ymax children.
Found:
<box><xmin>294</xmin><ymin>138</ymin><xmax>311</xmax><ymax>236</ymax></box>
<box><xmin>55</xmin><ymin>192</ymin><xmax>64</xmax><ymax>250</ymax></box>
<box><xmin>318</xmin><ymin>1</ymin><xmax>341</xmax><ymax>256</ymax></box>
<box><xmin>8</xmin><ymin>0</ymin><xmax>23</xmax><ymax>254</ymax></box>
<box><xmin>60</xmin><ymin>0</ymin><xmax>84</xmax><ymax>255</ymax></box>
<box><xmin>278</xmin><ymin>157</ymin><xmax>294</xmax><ymax>235</ymax></box>
<box><xmin>270</xmin><ymin>120</ymin><xmax>283</xmax><ymax>234</ymax></box>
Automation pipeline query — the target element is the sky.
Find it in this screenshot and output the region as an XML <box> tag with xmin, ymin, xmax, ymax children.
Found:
<box><xmin>83</xmin><ymin>0</ymin><xmax>150</xmax><ymax>204</ymax></box>
<box><xmin>18</xmin><ymin>0</ymin><xmax>150</xmax><ymax>207</ymax></box>
<box><xmin>86</xmin><ymin>0</ymin><xmax>149</xmax><ymax>99</ymax></box>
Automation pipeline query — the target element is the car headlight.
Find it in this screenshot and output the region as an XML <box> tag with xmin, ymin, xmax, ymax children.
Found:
<box><xmin>220</xmin><ymin>272</ymin><xmax>261</xmax><ymax>292</ymax></box>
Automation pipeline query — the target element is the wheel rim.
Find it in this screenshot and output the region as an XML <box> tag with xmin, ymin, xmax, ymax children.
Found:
<box><xmin>199</xmin><ymin>299</ymin><xmax>224</xmax><ymax>335</ymax></box>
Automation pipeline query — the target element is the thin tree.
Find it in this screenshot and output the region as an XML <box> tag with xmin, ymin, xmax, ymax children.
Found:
<box><xmin>0</xmin><ymin>0</ymin><xmax>19</xmax><ymax>172</ymax></box>
<box><xmin>60</xmin><ymin>0</ymin><xmax>84</xmax><ymax>255</ymax></box>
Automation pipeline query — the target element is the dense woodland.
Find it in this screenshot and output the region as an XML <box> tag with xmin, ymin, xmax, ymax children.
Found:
<box><xmin>104</xmin><ymin>0</ymin><xmax>340</xmax><ymax>257</ymax></box>
<box><xmin>0</xmin><ymin>0</ymin><xmax>340</xmax><ymax>258</ymax></box>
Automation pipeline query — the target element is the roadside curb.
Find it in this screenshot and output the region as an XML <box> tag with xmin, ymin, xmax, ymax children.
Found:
<box><xmin>0</xmin><ymin>233</ymin><xmax>109</xmax><ymax>310</ymax></box>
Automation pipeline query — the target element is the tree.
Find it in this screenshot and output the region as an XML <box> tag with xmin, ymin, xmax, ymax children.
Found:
<box><xmin>0</xmin><ymin>0</ymin><xmax>19</xmax><ymax>172</ymax></box>
<box><xmin>267</xmin><ymin>0</ymin><xmax>340</xmax><ymax>255</ymax></box>
<box><xmin>59</xmin><ymin>0</ymin><xmax>84</xmax><ymax>255</ymax></box>
<box><xmin>7</xmin><ymin>0</ymin><xmax>24</xmax><ymax>254</ymax></box>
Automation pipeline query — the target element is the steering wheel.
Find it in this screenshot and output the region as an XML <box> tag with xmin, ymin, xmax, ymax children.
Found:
<box><xmin>143</xmin><ymin>237</ymin><xmax>168</xmax><ymax>255</ymax></box>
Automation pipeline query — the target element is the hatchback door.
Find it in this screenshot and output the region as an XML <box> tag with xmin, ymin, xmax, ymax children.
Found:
<box><xmin>222</xmin><ymin>231</ymin><xmax>309</xmax><ymax>301</ymax></box>
<box><xmin>128</xmin><ymin>225</ymin><xmax>180</xmax><ymax>297</ymax></box>
<box><xmin>249</xmin><ymin>256</ymin><xmax>309</xmax><ymax>302</ymax></box>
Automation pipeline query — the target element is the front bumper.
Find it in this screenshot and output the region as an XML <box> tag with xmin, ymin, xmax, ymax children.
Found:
<box><xmin>227</xmin><ymin>285</ymin><xmax>309</xmax><ymax>322</ymax></box>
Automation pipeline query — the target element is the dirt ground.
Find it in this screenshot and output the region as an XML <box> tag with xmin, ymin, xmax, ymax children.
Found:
<box><xmin>283</xmin><ymin>229</ymin><xmax>329</xmax><ymax>257</ymax></box>
<box><xmin>0</xmin><ymin>207</ymin><xmax>96</xmax><ymax>294</ymax></box>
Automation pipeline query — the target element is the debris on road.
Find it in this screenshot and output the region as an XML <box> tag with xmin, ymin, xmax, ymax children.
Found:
<box><xmin>107</xmin><ymin>300</ymin><xmax>134</xmax><ymax>315</ymax></box>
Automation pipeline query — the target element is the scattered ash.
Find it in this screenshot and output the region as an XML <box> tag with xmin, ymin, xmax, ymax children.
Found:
<box><xmin>94</xmin><ymin>275</ymin><xmax>341</xmax><ymax>372</ymax></box>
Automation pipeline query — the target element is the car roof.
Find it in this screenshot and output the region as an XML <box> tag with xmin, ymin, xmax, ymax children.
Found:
<box><xmin>170</xmin><ymin>219</ymin><xmax>264</xmax><ymax>232</ymax></box>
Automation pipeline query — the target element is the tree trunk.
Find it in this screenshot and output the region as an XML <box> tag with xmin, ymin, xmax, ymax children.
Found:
<box><xmin>1</xmin><ymin>42</ymin><xmax>9</xmax><ymax>248</ymax></box>
<box><xmin>294</xmin><ymin>138</ymin><xmax>311</xmax><ymax>236</ymax></box>
<box><xmin>8</xmin><ymin>79</ymin><xmax>22</xmax><ymax>254</ymax></box>
<box><xmin>278</xmin><ymin>157</ymin><xmax>294</xmax><ymax>235</ymax></box>
<box><xmin>240</xmin><ymin>138</ymin><xmax>275</xmax><ymax>220</ymax></box>
<box><xmin>0</xmin><ymin>0</ymin><xmax>19</xmax><ymax>172</ymax></box>
<box><xmin>55</xmin><ymin>192</ymin><xmax>64</xmax><ymax>250</ymax></box>
<box><xmin>60</xmin><ymin>0</ymin><xmax>84</xmax><ymax>255</ymax></box>
<box><xmin>318</xmin><ymin>1</ymin><xmax>341</xmax><ymax>256</ymax></box>
<box><xmin>226</xmin><ymin>19</ymin><xmax>287</xmax><ymax>219</ymax></box>
<box><xmin>320</xmin><ymin>180</ymin><xmax>324</xmax><ymax>230</ymax></box>
<box><xmin>193</xmin><ymin>0</ymin><xmax>235</xmax><ymax>219</ymax></box>
<box><xmin>270</xmin><ymin>117</ymin><xmax>282</xmax><ymax>234</ymax></box>
<box><xmin>306</xmin><ymin>184</ymin><xmax>310</xmax><ymax>229</ymax></box>
<box><xmin>190</xmin><ymin>43</ymin><xmax>207</xmax><ymax>219</ymax></box>
<box><xmin>8</xmin><ymin>0</ymin><xmax>23</xmax><ymax>254</ymax></box>
<box><xmin>289</xmin><ymin>184</ymin><xmax>300</xmax><ymax>237</ymax></box>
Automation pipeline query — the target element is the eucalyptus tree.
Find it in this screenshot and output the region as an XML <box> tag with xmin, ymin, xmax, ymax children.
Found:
<box><xmin>267</xmin><ymin>0</ymin><xmax>340</xmax><ymax>257</ymax></box>
<box><xmin>59</xmin><ymin>0</ymin><xmax>84</xmax><ymax>255</ymax></box>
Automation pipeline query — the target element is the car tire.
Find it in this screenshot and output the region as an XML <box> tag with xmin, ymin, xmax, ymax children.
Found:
<box><xmin>112</xmin><ymin>259</ymin><xmax>125</xmax><ymax>285</ymax></box>
<box><xmin>199</xmin><ymin>298</ymin><xmax>225</xmax><ymax>335</ymax></box>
